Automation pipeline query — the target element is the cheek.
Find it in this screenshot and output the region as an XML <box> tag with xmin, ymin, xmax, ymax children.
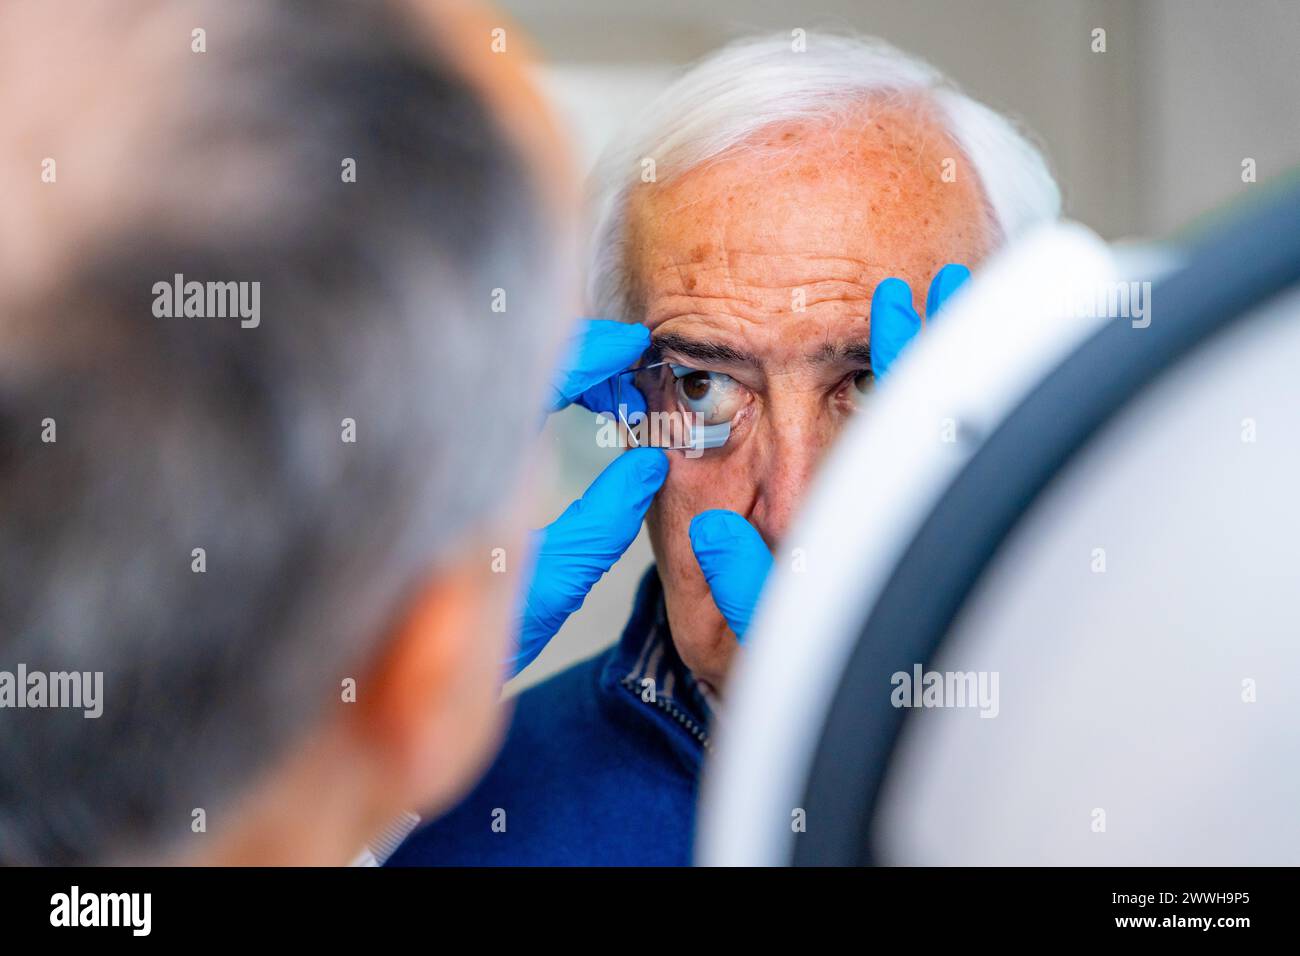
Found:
<box><xmin>646</xmin><ymin>459</ymin><xmax>703</xmax><ymax>570</ymax></box>
<box><xmin>647</xmin><ymin>450</ymin><xmax>759</xmax><ymax>572</ymax></box>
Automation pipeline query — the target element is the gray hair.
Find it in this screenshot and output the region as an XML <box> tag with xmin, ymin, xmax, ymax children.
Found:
<box><xmin>0</xmin><ymin>0</ymin><xmax>558</xmax><ymax>863</ymax></box>
<box><xmin>588</xmin><ymin>31</ymin><xmax>1061</xmax><ymax>321</ymax></box>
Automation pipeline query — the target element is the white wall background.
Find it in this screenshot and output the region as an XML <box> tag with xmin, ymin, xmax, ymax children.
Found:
<box><xmin>505</xmin><ymin>0</ymin><xmax>1300</xmax><ymax>692</ymax></box>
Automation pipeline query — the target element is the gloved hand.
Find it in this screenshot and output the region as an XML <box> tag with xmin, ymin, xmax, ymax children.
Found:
<box><xmin>510</xmin><ymin>320</ymin><xmax>667</xmax><ymax>677</ymax></box>
<box><xmin>868</xmin><ymin>262</ymin><xmax>970</xmax><ymax>378</ymax></box>
<box><xmin>546</xmin><ymin>318</ymin><xmax>649</xmax><ymax>417</ymax></box>
<box><xmin>688</xmin><ymin>510</ymin><xmax>774</xmax><ymax>640</ymax></box>
<box><xmin>689</xmin><ymin>264</ymin><xmax>971</xmax><ymax>641</ymax></box>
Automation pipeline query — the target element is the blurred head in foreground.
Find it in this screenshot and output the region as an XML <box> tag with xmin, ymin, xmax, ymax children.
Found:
<box><xmin>0</xmin><ymin>0</ymin><xmax>573</xmax><ymax>864</ymax></box>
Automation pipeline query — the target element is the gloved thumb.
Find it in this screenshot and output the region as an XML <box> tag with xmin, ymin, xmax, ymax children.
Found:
<box><xmin>689</xmin><ymin>509</ymin><xmax>774</xmax><ymax>642</ymax></box>
<box><xmin>548</xmin><ymin>319</ymin><xmax>650</xmax><ymax>415</ymax></box>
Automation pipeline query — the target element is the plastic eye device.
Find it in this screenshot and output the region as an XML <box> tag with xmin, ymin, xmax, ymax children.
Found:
<box><xmin>614</xmin><ymin>361</ymin><xmax>733</xmax><ymax>454</ymax></box>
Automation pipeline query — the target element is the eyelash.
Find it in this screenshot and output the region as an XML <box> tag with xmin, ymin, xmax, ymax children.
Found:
<box><xmin>842</xmin><ymin>367</ymin><xmax>874</xmax><ymax>395</ymax></box>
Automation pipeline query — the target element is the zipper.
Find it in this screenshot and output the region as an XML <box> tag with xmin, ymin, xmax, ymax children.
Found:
<box><xmin>620</xmin><ymin>676</ymin><xmax>711</xmax><ymax>752</ymax></box>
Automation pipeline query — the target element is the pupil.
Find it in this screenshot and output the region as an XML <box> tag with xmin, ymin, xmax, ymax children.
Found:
<box><xmin>854</xmin><ymin>370</ymin><xmax>873</xmax><ymax>394</ymax></box>
<box><xmin>683</xmin><ymin>372</ymin><xmax>711</xmax><ymax>401</ymax></box>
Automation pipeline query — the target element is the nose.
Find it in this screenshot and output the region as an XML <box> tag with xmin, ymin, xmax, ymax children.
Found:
<box><xmin>745</xmin><ymin>387</ymin><xmax>839</xmax><ymax>545</ymax></box>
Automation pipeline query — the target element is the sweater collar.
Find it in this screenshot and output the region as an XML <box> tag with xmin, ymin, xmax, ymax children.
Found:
<box><xmin>599</xmin><ymin>567</ymin><xmax>714</xmax><ymax>770</ymax></box>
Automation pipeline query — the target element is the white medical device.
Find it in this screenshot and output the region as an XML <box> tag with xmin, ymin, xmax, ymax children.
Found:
<box><xmin>699</xmin><ymin>182</ymin><xmax>1300</xmax><ymax>865</ymax></box>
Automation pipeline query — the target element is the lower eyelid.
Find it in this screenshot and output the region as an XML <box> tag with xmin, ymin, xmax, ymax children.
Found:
<box><xmin>726</xmin><ymin>402</ymin><xmax>755</xmax><ymax>435</ymax></box>
<box><xmin>674</xmin><ymin>380</ymin><xmax>747</xmax><ymax>422</ymax></box>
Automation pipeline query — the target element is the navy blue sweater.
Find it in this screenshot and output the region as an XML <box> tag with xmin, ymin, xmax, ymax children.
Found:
<box><xmin>386</xmin><ymin>569</ymin><xmax>711</xmax><ymax>866</ymax></box>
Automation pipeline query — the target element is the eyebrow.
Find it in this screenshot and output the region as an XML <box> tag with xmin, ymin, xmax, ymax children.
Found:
<box><xmin>650</xmin><ymin>331</ymin><xmax>871</xmax><ymax>369</ymax></box>
<box><xmin>649</xmin><ymin>331</ymin><xmax>761</xmax><ymax>369</ymax></box>
<box><xmin>811</xmin><ymin>340</ymin><xmax>873</xmax><ymax>366</ymax></box>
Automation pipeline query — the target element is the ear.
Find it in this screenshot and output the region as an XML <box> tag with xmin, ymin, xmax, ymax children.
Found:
<box><xmin>350</xmin><ymin>556</ymin><xmax>512</xmax><ymax>817</ymax></box>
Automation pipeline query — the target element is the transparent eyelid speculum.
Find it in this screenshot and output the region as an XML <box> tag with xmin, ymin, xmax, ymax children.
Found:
<box><xmin>615</xmin><ymin>360</ymin><xmax>735</xmax><ymax>453</ymax></box>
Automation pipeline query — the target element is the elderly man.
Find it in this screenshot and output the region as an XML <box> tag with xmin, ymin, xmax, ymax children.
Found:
<box><xmin>390</xmin><ymin>32</ymin><xmax>1061</xmax><ymax>866</ymax></box>
<box><xmin>0</xmin><ymin>0</ymin><xmax>574</xmax><ymax>864</ymax></box>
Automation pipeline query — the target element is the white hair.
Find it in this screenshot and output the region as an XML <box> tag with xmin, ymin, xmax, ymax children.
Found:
<box><xmin>588</xmin><ymin>31</ymin><xmax>1062</xmax><ymax>320</ymax></box>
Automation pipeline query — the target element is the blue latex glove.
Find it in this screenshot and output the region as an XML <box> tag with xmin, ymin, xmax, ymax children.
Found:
<box><xmin>547</xmin><ymin>318</ymin><xmax>649</xmax><ymax>417</ymax></box>
<box><xmin>510</xmin><ymin>320</ymin><xmax>666</xmax><ymax>676</ymax></box>
<box><xmin>689</xmin><ymin>264</ymin><xmax>972</xmax><ymax>642</ymax></box>
<box><xmin>869</xmin><ymin>263</ymin><xmax>971</xmax><ymax>378</ymax></box>
<box><xmin>689</xmin><ymin>510</ymin><xmax>774</xmax><ymax>641</ymax></box>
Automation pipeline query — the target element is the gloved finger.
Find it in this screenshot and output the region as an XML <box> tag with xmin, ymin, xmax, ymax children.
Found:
<box><xmin>689</xmin><ymin>509</ymin><xmax>774</xmax><ymax>643</ymax></box>
<box><xmin>510</xmin><ymin>448</ymin><xmax>668</xmax><ymax>675</ymax></box>
<box><xmin>869</xmin><ymin>277</ymin><xmax>921</xmax><ymax>380</ymax></box>
<box><xmin>548</xmin><ymin>319</ymin><xmax>651</xmax><ymax>416</ymax></box>
<box><xmin>583</xmin><ymin>375</ymin><xmax>647</xmax><ymax>423</ymax></box>
<box><xmin>925</xmin><ymin>262</ymin><xmax>972</xmax><ymax>320</ymax></box>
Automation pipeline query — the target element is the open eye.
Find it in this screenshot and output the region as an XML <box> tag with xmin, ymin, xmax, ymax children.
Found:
<box><xmin>672</xmin><ymin>365</ymin><xmax>747</xmax><ymax>425</ymax></box>
<box><xmin>840</xmin><ymin>368</ymin><xmax>874</xmax><ymax>406</ymax></box>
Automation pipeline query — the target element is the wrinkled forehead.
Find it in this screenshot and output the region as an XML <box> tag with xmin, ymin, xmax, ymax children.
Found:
<box><xmin>624</xmin><ymin>99</ymin><xmax>994</xmax><ymax>341</ymax></box>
